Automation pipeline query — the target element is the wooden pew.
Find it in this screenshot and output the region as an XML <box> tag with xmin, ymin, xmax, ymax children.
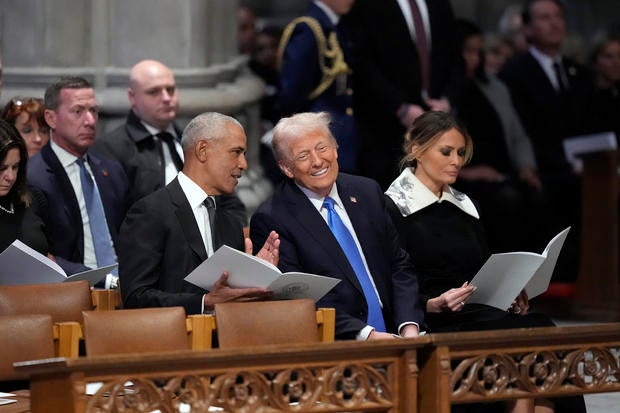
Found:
<box><xmin>418</xmin><ymin>323</ymin><xmax>620</xmax><ymax>413</ymax></box>
<box><xmin>16</xmin><ymin>337</ymin><xmax>431</xmax><ymax>413</ymax></box>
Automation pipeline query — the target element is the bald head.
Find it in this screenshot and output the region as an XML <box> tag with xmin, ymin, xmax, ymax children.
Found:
<box><xmin>128</xmin><ymin>59</ymin><xmax>179</xmax><ymax>131</ymax></box>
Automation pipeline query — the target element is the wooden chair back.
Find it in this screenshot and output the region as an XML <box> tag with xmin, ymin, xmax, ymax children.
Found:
<box><xmin>82</xmin><ymin>307</ymin><xmax>190</xmax><ymax>355</ymax></box>
<box><xmin>214</xmin><ymin>299</ymin><xmax>320</xmax><ymax>348</ymax></box>
<box><xmin>0</xmin><ymin>280</ymin><xmax>93</xmax><ymax>323</ymax></box>
<box><xmin>0</xmin><ymin>314</ymin><xmax>55</xmax><ymax>381</ymax></box>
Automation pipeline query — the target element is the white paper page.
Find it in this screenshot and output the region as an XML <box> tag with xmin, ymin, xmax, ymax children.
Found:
<box><xmin>185</xmin><ymin>245</ymin><xmax>280</xmax><ymax>290</ymax></box>
<box><xmin>0</xmin><ymin>398</ymin><xmax>17</xmax><ymax>405</ymax></box>
<box><xmin>524</xmin><ymin>227</ymin><xmax>571</xmax><ymax>299</ymax></box>
<box><xmin>0</xmin><ymin>240</ymin><xmax>65</xmax><ymax>285</ymax></box>
<box><xmin>269</xmin><ymin>272</ymin><xmax>341</xmax><ymax>301</ymax></box>
<box><xmin>65</xmin><ymin>264</ymin><xmax>117</xmax><ymax>286</ymax></box>
<box><xmin>0</xmin><ymin>393</ymin><xmax>15</xmax><ymax>397</ymax></box>
<box><xmin>469</xmin><ymin>252</ymin><xmax>546</xmax><ymax>310</ymax></box>
<box><xmin>563</xmin><ymin>131</ymin><xmax>617</xmax><ymax>170</ymax></box>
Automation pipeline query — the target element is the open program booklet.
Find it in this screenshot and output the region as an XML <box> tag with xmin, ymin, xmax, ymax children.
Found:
<box><xmin>185</xmin><ymin>245</ymin><xmax>340</xmax><ymax>301</ymax></box>
<box><xmin>0</xmin><ymin>240</ymin><xmax>115</xmax><ymax>286</ymax></box>
<box><xmin>468</xmin><ymin>227</ymin><xmax>571</xmax><ymax>310</ymax></box>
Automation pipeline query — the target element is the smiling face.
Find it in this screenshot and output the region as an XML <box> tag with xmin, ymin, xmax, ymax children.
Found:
<box><xmin>200</xmin><ymin>123</ymin><xmax>248</xmax><ymax>195</ymax></box>
<box><xmin>279</xmin><ymin>129</ymin><xmax>339</xmax><ymax>197</ymax></box>
<box><xmin>0</xmin><ymin>148</ymin><xmax>20</xmax><ymax>197</ymax></box>
<box><xmin>413</xmin><ymin>128</ymin><xmax>467</xmax><ymax>196</ymax></box>
<box><xmin>44</xmin><ymin>87</ymin><xmax>98</xmax><ymax>157</ymax></box>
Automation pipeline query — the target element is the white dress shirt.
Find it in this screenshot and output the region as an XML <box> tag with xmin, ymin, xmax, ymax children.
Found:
<box><xmin>142</xmin><ymin>122</ymin><xmax>184</xmax><ymax>185</ymax></box>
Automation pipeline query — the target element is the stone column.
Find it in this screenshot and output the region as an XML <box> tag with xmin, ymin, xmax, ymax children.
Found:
<box><xmin>0</xmin><ymin>0</ymin><xmax>270</xmax><ymax>214</ymax></box>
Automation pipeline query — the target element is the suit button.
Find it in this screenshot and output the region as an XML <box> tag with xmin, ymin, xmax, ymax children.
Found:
<box><xmin>346</xmin><ymin>107</ymin><xmax>353</xmax><ymax>116</ymax></box>
<box><xmin>346</xmin><ymin>88</ymin><xmax>353</xmax><ymax>96</ymax></box>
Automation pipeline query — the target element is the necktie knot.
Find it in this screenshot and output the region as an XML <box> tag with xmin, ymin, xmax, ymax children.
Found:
<box><xmin>204</xmin><ymin>196</ymin><xmax>216</xmax><ymax>211</ymax></box>
<box><xmin>322</xmin><ymin>196</ymin><xmax>336</xmax><ymax>211</ymax></box>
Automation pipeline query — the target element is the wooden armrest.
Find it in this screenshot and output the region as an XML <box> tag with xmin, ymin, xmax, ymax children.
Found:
<box><xmin>91</xmin><ymin>289</ymin><xmax>121</xmax><ymax>311</ymax></box>
<box><xmin>53</xmin><ymin>321</ymin><xmax>83</xmax><ymax>358</ymax></box>
<box><xmin>186</xmin><ymin>314</ymin><xmax>216</xmax><ymax>350</ymax></box>
<box><xmin>316</xmin><ymin>308</ymin><xmax>335</xmax><ymax>343</ymax></box>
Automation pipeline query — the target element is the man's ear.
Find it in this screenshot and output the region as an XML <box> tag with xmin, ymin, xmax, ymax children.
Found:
<box><xmin>44</xmin><ymin>109</ymin><xmax>57</xmax><ymax>130</ymax></box>
<box><xmin>195</xmin><ymin>139</ymin><xmax>209</xmax><ymax>162</ymax></box>
<box><xmin>127</xmin><ymin>88</ymin><xmax>135</xmax><ymax>106</ymax></box>
<box><xmin>278</xmin><ymin>160</ymin><xmax>294</xmax><ymax>178</ymax></box>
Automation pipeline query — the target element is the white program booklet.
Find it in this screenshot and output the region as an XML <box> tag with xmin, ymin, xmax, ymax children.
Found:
<box><xmin>468</xmin><ymin>227</ymin><xmax>571</xmax><ymax>310</ymax></box>
<box><xmin>563</xmin><ymin>131</ymin><xmax>617</xmax><ymax>171</ymax></box>
<box><xmin>185</xmin><ymin>245</ymin><xmax>340</xmax><ymax>301</ymax></box>
<box><xmin>0</xmin><ymin>240</ymin><xmax>115</xmax><ymax>286</ymax></box>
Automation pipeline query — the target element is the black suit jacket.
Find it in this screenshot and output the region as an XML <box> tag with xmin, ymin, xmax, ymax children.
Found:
<box><xmin>92</xmin><ymin>110</ymin><xmax>183</xmax><ymax>205</ymax></box>
<box><xmin>27</xmin><ymin>143</ymin><xmax>129</xmax><ymax>275</ymax></box>
<box><xmin>349</xmin><ymin>0</ymin><xmax>456</xmax><ymax>188</ymax></box>
<box><xmin>119</xmin><ymin>178</ymin><xmax>245</xmax><ymax>314</ymax></box>
<box><xmin>250</xmin><ymin>174</ymin><xmax>424</xmax><ymax>339</ymax></box>
<box><xmin>499</xmin><ymin>52</ymin><xmax>591</xmax><ymax>174</ymax></box>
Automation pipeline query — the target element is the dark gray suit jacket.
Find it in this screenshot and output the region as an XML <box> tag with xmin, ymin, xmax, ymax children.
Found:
<box><xmin>250</xmin><ymin>173</ymin><xmax>424</xmax><ymax>339</ymax></box>
<box><xmin>119</xmin><ymin>178</ymin><xmax>245</xmax><ymax>314</ymax></box>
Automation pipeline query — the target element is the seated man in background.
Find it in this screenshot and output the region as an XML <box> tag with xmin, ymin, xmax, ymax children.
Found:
<box><xmin>28</xmin><ymin>77</ymin><xmax>129</xmax><ymax>283</ymax></box>
<box><xmin>250</xmin><ymin>112</ymin><xmax>424</xmax><ymax>340</ymax></box>
<box><xmin>119</xmin><ymin>112</ymin><xmax>279</xmax><ymax>315</ymax></box>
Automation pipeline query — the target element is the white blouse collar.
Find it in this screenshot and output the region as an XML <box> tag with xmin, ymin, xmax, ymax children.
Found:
<box><xmin>385</xmin><ymin>168</ymin><xmax>479</xmax><ymax>219</ymax></box>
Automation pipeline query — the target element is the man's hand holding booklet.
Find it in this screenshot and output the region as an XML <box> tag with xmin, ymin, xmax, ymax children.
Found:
<box><xmin>185</xmin><ymin>245</ymin><xmax>340</xmax><ymax>301</ymax></box>
<box><xmin>468</xmin><ymin>227</ymin><xmax>571</xmax><ymax>310</ymax></box>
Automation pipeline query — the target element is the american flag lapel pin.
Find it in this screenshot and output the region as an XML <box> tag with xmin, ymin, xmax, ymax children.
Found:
<box><xmin>350</xmin><ymin>196</ymin><xmax>357</xmax><ymax>203</ymax></box>
<box><xmin>102</xmin><ymin>169</ymin><xmax>109</xmax><ymax>177</ymax></box>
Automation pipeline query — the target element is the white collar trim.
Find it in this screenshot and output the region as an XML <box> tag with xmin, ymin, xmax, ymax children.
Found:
<box><xmin>385</xmin><ymin>168</ymin><xmax>479</xmax><ymax>218</ymax></box>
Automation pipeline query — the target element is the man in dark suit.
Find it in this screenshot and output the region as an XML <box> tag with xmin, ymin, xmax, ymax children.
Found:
<box><xmin>92</xmin><ymin>60</ymin><xmax>183</xmax><ymax>205</ymax></box>
<box><xmin>278</xmin><ymin>0</ymin><xmax>359</xmax><ymax>174</ymax></box>
<box><xmin>93</xmin><ymin>59</ymin><xmax>247</xmax><ymax>225</ymax></box>
<box><xmin>28</xmin><ymin>77</ymin><xmax>129</xmax><ymax>281</ymax></box>
<box><xmin>349</xmin><ymin>0</ymin><xmax>456</xmax><ymax>189</ymax></box>
<box><xmin>499</xmin><ymin>0</ymin><xmax>591</xmax><ymax>281</ymax></box>
<box><xmin>119</xmin><ymin>112</ymin><xmax>279</xmax><ymax>315</ymax></box>
<box><xmin>250</xmin><ymin>112</ymin><xmax>423</xmax><ymax>340</ymax></box>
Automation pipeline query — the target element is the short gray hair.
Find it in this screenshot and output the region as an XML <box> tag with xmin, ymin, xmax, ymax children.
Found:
<box><xmin>272</xmin><ymin>112</ymin><xmax>336</xmax><ymax>162</ymax></box>
<box><xmin>181</xmin><ymin>112</ymin><xmax>242</xmax><ymax>151</ymax></box>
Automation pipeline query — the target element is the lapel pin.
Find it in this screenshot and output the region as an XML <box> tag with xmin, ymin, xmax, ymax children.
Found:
<box><xmin>102</xmin><ymin>169</ymin><xmax>109</xmax><ymax>177</ymax></box>
<box><xmin>350</xmin><ymin>196</ymin><xmax>357</xmax><ymax>203</ymax></box>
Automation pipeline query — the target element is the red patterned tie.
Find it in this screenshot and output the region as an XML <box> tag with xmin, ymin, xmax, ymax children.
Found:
<box><xmin>409</xmin><ymin>0</ymin><xmax>431</xmax><ymax>96</ymax></box>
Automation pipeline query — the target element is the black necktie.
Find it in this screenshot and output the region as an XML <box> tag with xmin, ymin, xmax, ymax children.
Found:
<box><xmin>553</xmin><ymin>61</ymin><xmax>567</xmax><ymax>93</ymax></box>
<box><xmin>204</xmin><ymin>196</ymin><xmax>218</xmax><ymax>250</ymax></box>
<box><xmin>157</xmin><ymin>132</ymin><xmax>184</xmax><ymax>171</ymax></box>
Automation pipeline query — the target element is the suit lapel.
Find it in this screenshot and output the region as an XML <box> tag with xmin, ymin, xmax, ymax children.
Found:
<box><xmin>167</xmin><ymin>179</ymin><xmax>208</xmax><ymax>262</ymax></box>
<box><xmin>281</xmin><ymin>179</ymin><xmax>365</xmax><ymax>295</ymax></box>
<box><xmin>41</xmin><ymin>144</ymin><xmax>82</xmax><ymax>228</ymax></box>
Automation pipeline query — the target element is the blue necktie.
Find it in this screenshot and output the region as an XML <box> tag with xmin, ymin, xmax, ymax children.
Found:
<box><xmin>76</xmin><ymin>158</ymin><xmax>117</xmax><ymax>273</ymax></box>
<box><xmin>322</xmin><ymin>197</ymin><xmax>386</xmax><ymax>332</ymax></box>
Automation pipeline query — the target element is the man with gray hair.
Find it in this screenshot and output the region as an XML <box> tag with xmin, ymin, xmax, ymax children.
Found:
<box><xmin>250</xmin><ymin>111</ymin><xmax>424</xmax><ymax>340</ymax></box>
<box><xmin>119</xmin><ymin>112</ymin><xmax>279</xmax><ymax>314</ymax></box>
